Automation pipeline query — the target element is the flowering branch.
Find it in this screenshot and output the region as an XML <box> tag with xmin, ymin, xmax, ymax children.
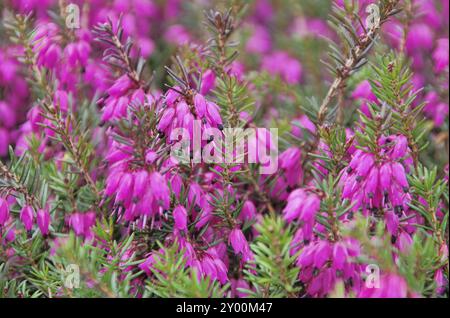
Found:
<box><xmin>4</xmin><ymin>13</ymin><xmax>100</xmax><ymax>201</ymax></box>
<box><xmin>317</xmin><ymin>0</ymin><xmax>402</xmax><ymax>125</ymax></box>
<box><xmin>93</xmin><ymin>15</ymin><xmax>144</xmax><ymax>85</ymax></box>
<box><xmin>0</xmin><ymin>159</ymin><xmax>41</xmax><ymax>209</ymax></box>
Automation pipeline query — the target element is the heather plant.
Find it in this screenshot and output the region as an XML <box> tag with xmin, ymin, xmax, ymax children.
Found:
<box><xmin>0</xmin><ymin>0</ymin><xmax>448</xmax><ymax>299</ymax></box>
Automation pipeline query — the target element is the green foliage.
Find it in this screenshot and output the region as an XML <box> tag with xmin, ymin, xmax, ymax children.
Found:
<box><xmin>243</xmin><ymin>216</ymin><xmax>300</xmax><ymax>298</ymax></box>
<box><xmin>353</xmin><ymin>53</ymin><xmax>432</xmax><ymax>169</ymax></box>
<box><xmin>48</xmin><ymin>232</ymin><xmax>141</xmax><ymax>298</ymax></box>
<box><xmin>93</xmin><ymin>15</ymin><xmax>146</xmax><ymax>85</ymax></box>
<box><xmin>0</xmin><ymin>234</ymin><xmax>48</xmax><ymax>297</ymax></box>
<box><xmin>346</xmin><ymin>215</ymin><xmax>445</xmax><ymax>297</ymax></box>
<box><xmin>213</xmin><ymin>76</ymin><xmax>255</xmax><ymax>128</ymax></box>
<box><xmin>0</xmin><ymin>1</ymin><xmax>447</xmax><ymax>299</ymax></box>
<box><xmin>204</xmin><ymin>7</ymin><xmax>241</xmax><ymax>75</ymax></box>
<box><xmin>0</xmin><ymin>263</ymin><xmax>42</xmax><ymax>298</ymax></box>
<box><xmin>250</xmin><ymin>71</ymin><xmax>303</xmax><ymax>126</ymax></box>
<box><xmin>0</xmin><ymin>147</ymin><xmax>48</xmax><ymax>211</ymax></box>
<box><xmin>313</xmin><ymin>0</ymin><xmax>402</xmax><ymax>125</ymax></box>
<box><xmin>0</xmin><ymin>218</ymin><xmax>142</xmax><ymax>297</ymax></box>
<box><xmin>408</xmin><ymin>164</ymin><xmax>448</xmax><ymax>245</ymax></box>
<box><xmin>397</xmin><ymin>233</ymin><xmax>444</xmax><ymax>297</ymax></box>
<box><xmin>204</xmin><ymin>7</ymin><xmax>255</xmax><ymax>128</ymax></box>
<box><xmin>3</xmin><ymin>12</ymin><xmax>36</xmax><ymax>67</ymax></box>
<box><xmin>208</xmin><ymin>168</ymin><xmax>244</xmax><ymax>229</ymax></box>
<box><xmin>314</xmin><ymin>174</ymin><xmax>354</xmax><ymax>241</ymax></box>
<box><xmin>368</xmin><ymin>53</ymin><xmax>431</xmax><ymax>157</ymax></box>
<box><xmin>355</xmin><ymin>103</ymin><xmax>387</xmax><ymax>152</ymax></box>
